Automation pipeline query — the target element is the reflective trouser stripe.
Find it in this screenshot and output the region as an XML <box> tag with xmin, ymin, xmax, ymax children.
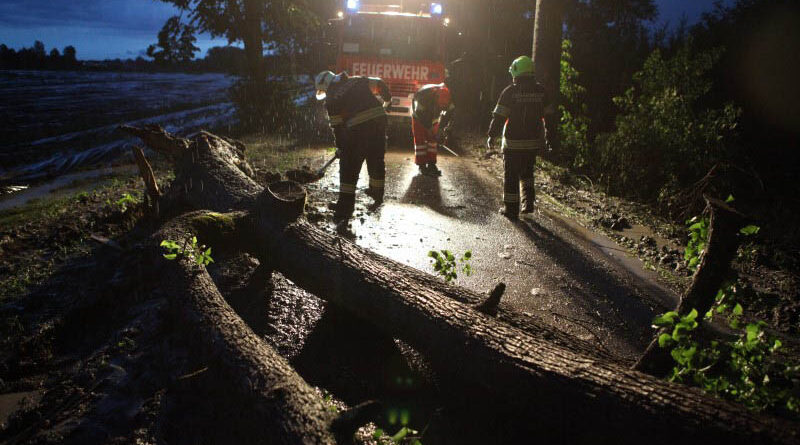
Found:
<box><xmin>369</xmin><ymin>178</ymin><xmax>384</xmax><ymax>188</ymax></box>
<box><xmin>502</xmin><ymin>137</ymin><xmax>545</xmax><ymax>152</ymax></box>
<box><xmin>504</xmin><ymin>193</ymin><xmax>520</xmax><ymax>203</ymax></box>
<box><xmin>347</xmin><ymin>106</ymin><xmax>386</xmax><ymax>127</ymax></box>
<box><xmin>340</xmin><ymin>183</ymin><xmax>356</xmax><ymax>194</ymax></box>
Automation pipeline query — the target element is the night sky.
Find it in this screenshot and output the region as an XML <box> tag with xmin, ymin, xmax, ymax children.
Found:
<box><xmin>0</xmin><ymin>0</ymin><xmax>731</xmax><ymax>61</ymax></box>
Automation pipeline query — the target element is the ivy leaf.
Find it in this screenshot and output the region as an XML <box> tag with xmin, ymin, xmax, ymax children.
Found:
<box><xmin>732</xmin><ymin>303</ymin><xmax>743</xmax><ymax>316</ymax></box>
<box><xmin>725</xmin><ymin>194</ymin><xmax>735</xmax><ymax>203</ymax></box>
<box><xmin>739</xmin><ymin>225</ymin><xmax>760</xmax><ymax>236</ymax></box>
<box><xmin>163</xmin><ymin>253</ymin><xmax>177</xmax><ymax>260</ymax></box>
<box><xmin>683</xmin><ymin>309</ymin><xmax>699</xmax><ymax>323</ymax></box>
<box><xmin>653</xmin><ymin>311</ymin><xmax>679</xmax><ymax>327</ymax></box>
<box><xmin>658</xmin><ymin>333</ymin><xmax>673</xmax><ymax>348</ymax></box>
<box><xmin>161</xmin><ymin>240</ymin><xmax>180</xmax><ymax>249</ymax></box>
<box><xmin>392</xmin><ymin>427</ymin><xmax>409</xmax><ymax>442</ymax></box>
<box><xmin>688</xmin><ymin>221</ymin><xmax>705</xmax><ymax>231</ymax></box>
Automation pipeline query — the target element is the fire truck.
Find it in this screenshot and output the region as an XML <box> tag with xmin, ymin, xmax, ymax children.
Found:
<box><xmin>329</xmin><ymin>0</ymin><xmax>450</xmax><ymax>123</ymax></box>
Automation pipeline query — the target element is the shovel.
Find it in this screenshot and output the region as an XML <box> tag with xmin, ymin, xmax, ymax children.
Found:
<box><xmin>315</xmin><ymin>153</ymin><xmax>339</xmax><ymax>177</ymax></box>
<box><xmin>285</xmin><ymin>153</ymin><xmax>339</xmax><ymax>183</ymax></box>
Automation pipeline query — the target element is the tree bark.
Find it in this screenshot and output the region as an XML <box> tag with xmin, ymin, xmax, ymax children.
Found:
<box><xmin>532</xmin><ymin>0</ymin><xmax>565</xmax><ymax>152</ymax></box>
<box><xmin>634</xmin><ymin>197</ymin><xmax>746</xmax><ymax>375</ymax></box>
<box><xmin>154</xmin><ymin>211</ymin><xmax>337</xmax><ymax>444</ymax></box>
<box><xmin>243</xmin><ymin>0</ymin><xmax>266</xmax><ymax>84</ymax></box>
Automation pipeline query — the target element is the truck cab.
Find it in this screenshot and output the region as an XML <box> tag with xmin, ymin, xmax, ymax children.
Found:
<box><xmin>330</xmin><ymin>1</ymin><xmax>449</xmax><ymax>123</ymax></box>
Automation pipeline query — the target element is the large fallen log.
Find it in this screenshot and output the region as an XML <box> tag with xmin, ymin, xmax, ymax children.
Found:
<box><xmin>153</xmin><ymin>211</ymin><xmax>338</xmax><ymax>444</ymax></box>
<box><xmin>245</xmin><ymin>214</ymin><xmax>797</xmax><ymax>444</ymax></box>
<box><xmin>127</xmin><ymin>126</ymin><xmax>798</xmax><ymax>444</ymax></box>
<box><xmin>120</xmin><ymin>124</ymin><xmax>610</xmax><ymax>359</ymax></box>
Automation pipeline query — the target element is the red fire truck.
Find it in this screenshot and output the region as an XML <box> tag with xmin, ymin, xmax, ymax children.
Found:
<box><xmin>329</xmin><ymin>0</ymin><xmax>450</xmax><ymax>122</ymax></box>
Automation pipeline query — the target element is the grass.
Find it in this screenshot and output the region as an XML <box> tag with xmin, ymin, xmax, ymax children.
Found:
<box><xmin>0</xmin><ymin>174</ymin><xmax>143</xmax><ymax>303</ymax></box>
<box><xmin>240</xmin><ymin>134</ymin><xmax>334</xmax><ymax>175</ymax></box>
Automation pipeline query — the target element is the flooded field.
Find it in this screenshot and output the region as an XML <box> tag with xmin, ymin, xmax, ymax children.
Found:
<box><xmin>0</xmin><ymin>70</ymin><xmax>238</xmax><ymax>180</ymax></box>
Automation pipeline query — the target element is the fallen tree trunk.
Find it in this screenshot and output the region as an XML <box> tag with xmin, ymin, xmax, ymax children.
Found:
<box><xmin>121</xmin><ymin>124</ymin><xmax>607</xmax><ymax>357</ymax></box>
<box><xmin>245</xmin><ymin>215</ymin><xmax>796</xmax><ymax>445</ymax></box>
<box><xmin>634</xmin><ymin>197</ymin><xmax>746</xmax><ymax>375</ymax></box>
<box><xmin>128</xmin><ymin>126</ymin><xmax>798</xmax><ymax>444</ymax></box>
<box><xmin>153</xmin><ymin>211</ymin><xmax>338</xmax><ymax>444</ymax></box>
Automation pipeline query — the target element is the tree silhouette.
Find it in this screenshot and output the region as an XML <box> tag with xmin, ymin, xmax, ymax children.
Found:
<box><xmin>147</xmin><ymin>16</ymin><xmax>199</xmax><ymax>64</ymax></box>
<box><xmin>154</xmin><ymin>0</ymin><xmax>323</xmax><ymax>81</ymax></box>
<box><xmin>63</xmin><ymin>46</ymin><xmax>77</xmax><ymax>63</ymax></box>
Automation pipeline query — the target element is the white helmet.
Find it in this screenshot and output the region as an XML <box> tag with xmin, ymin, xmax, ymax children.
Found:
<box><xmin>315</xmin><ymin>70</ymin><xmax>338</xmax><ymax>100</ymax></box>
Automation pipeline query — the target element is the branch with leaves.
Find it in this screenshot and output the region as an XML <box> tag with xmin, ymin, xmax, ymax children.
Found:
<box><xmin>161</xmin><ymin>235</ymin><xmax>214</xmax><ymax>266</ymax></box>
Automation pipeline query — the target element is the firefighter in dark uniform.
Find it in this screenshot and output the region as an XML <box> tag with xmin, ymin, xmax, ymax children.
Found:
<box><xmin>315</xmin><ymin>70</ymin><xmax>391</xmax><ymax>222</ymax></box>
<box><xmin>487</xmin><ymin>56</ymin><xmax>553</xmax><ymax>219</ymax></box>
<box><xmin>411</xmin><ymin>83</ymin><xmax>454</xmax><ymax>176</ymax></box>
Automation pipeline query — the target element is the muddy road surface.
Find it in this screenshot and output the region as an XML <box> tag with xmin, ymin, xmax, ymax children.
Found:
<box><xmin>307</xmin><ymin>147</ymin><xmax>678</xmax><ymax>362</ymax></box>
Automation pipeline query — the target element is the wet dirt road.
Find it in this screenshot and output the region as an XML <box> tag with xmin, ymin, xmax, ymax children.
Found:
<box><xmin>308</xmin><ymin>148</ymin><xmax>678</xmax><ymax>362</ymax></box>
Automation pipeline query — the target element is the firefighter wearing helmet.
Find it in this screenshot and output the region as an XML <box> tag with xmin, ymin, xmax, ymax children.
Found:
<box><xmin>487</xmin><ymin>56</ymin><xmax>553</xmax><ymax>218</ymax></box>
<box><xmin>315</xmin><ymin>70</ymin><xmax>391</xmax><ymax>224</ymax></box>
<box><xmin>411</xmin><ymin>83</ymin><xmax>454</xmax><ymax>176</ymax></box>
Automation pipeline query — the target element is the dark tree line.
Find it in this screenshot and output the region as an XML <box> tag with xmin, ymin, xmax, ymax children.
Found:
<box><xmin>0</xmin><ymin>41</ymin><xmax>78</xmax><ymax>70</ymax></box>
<box><xmin>0</xmin><ymin>39</ymin><xmax>251</xmax><ymax>75</ymax></box>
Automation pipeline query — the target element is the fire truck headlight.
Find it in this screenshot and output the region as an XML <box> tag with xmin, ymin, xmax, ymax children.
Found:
<box><xmin>346</xmin><ymin>0</ymin><xmax>359</xmax><ymax>12</ymax></box>
<box><xmin>430</xmin><ymin>3</ymin><xmax>443</xmax><ymax>15</ymax></box>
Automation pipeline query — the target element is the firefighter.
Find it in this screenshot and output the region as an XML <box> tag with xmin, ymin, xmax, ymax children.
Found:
<box><xmin>411</xmin><ymin>83</ymin><xmax>454</xmax><ymax>176</ymax></box>
<box><xmin>486</xmin><ymin>55</ymin><xmax>553</xmax><ymax>219</ymax></box>
<box><xmin>315</xmin><ymin>70</ymin><xmax>391</xmax><ymax>223</ymax></box>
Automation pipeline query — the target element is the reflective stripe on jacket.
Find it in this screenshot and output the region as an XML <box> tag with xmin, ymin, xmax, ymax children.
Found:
<box><xmin>325</xmin><ymin>76</ymin><xmax>386</xmax><ymax>129</ymax></box>
<box><xmin>488</xmin><ymin>76</ymin><xmax>550</xmax><ymax>152</ymax></box>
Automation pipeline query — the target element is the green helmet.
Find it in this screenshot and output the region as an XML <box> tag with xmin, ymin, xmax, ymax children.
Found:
<box><xmin>509</xmin><ymin>55</ymin><xmax>534</xmax><ymax>78</ymax></box>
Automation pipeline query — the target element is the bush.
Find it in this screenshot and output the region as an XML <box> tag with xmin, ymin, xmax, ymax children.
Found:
<box><xmin>559</xmin><ymin>39</ymin><xmax>592</xmax><ymax>169</ymax></box>
<box><xmin>596</xmin><ymin>45</ymin><xmax>740</xmax><ymax>206</ymax></box>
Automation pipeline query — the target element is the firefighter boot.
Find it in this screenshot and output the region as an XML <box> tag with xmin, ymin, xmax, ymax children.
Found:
<box><xmin>365</xmin><ymin>178</ymin><xmax>384</xmax><ymax>204</ymax></box>
<box><xmin>499</xmin><ymin>202</ymin><xmax>519</xmax><ymax>220</ymax></box>
<box><xmin>365</xmin><ymin>187</ymin><xmax>384</xmax><ymax>204</ymax></box>
<box><xmin>424</xmin><ymin>163</ymin><xmax>442</xmax><ymax>177</ymax></box>
<box><xmin>332</xmin><ymin>193</ymin><xmax>356</xmax><ymax>222</ymax></box>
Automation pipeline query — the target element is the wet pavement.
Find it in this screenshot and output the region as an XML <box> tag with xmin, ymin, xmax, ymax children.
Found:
<box><xmin>308</xmin><ymin>148</ymin><xmax>678</xmax><ymax>362</ymax></box>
